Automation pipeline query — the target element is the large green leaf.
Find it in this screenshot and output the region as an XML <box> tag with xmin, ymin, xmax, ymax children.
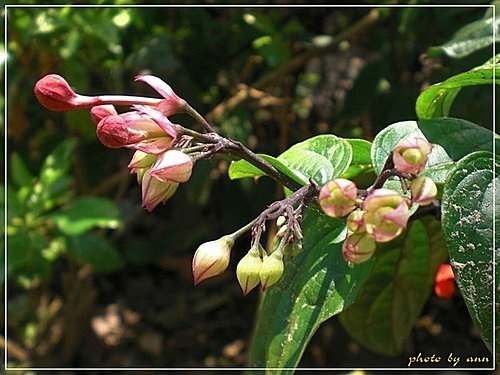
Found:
<box><xmin>339</xmin><ymin>218</ymin><xmax>447</xmax><ymax>356</ymax></box>
<box><xmin>418</xmin><ymin>117</ymin><xmax>496</xmax><ymax>161</ymax></box>
<box><xmin>371</xmin><ymin>120</ymin><xmax>452</xmax><ymax>175</ymax></box>
<box><xmin>441</xmin><ymin>151</ymin><xmax>497</xmax><ymax>351</ymax></box>
<box><xmin>247</xmin><ymin>207</ymin><xmax>373</xmax><ymax>369</ymax></box>
<box><xmin>416</xmin><ymin>56</ymin><xmax>499</xmax><ymax>120</ymax></box>
<box><xmin>51</xmin><ymin>196</ymin><xmax>122</xmax><ymax>236</ymax></box>
<box><xmin>67</xmin><ymin>234</ymin><xmax>124</xmax><ymax>273</ymax></box>
<box><xmin>426</xmin><ymin>15</ymin><xmax>499</xmax><ymax>58</ymax></box>
<box><xmin>229</xmin><ymin>135</ymin><xmax>352</xmax><ymax>186</ymax></box>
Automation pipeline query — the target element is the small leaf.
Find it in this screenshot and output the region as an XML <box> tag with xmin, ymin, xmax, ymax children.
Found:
<box><xmin>228</xmin><ymin>154</ymin><xmax>306</xmax><ymax>185</ymax></box>
<box><xmin>279</xmin><ymin>134</ymin><xmax>352</xmax><ymax>185</ymax></box>
<box><xmin>416</xmin><ymin>56</ymin><xmax>499</xmax><ymax>120</ymax></box>
<box><xmin>441</xmin><ymin>151</ymin><xmax>497</xmax><ymax>351</ymax></box>
<box><xmin>39</xmin><ymin>138</ymin><xmax>77</xmax><ymax>190</ymax></box>
<box><xmin>51</xmin><ymin>196</ymin><xmax>122</xmax><ymax>236</ymax></box>
<box><xmin>248</xmin><ymin>207</ymin><xmax>372</xmax><ymax>368</ymax></box>
<box><xmin>426</xmin><ymin>17</ymin><xmax>500</xmax><ymax>58</ymax></box>
<box><xmin>371</xmin><ymin>120</ymin><xmax>451</xmax><ymax>175</ymax></box>
<box><xmin>67</xmin><ymin>235</ymin><xmax>124</xmax><ymax>273</ymax></box>
<box><xmin>341</xmin><ymin>138</ymin><xmax>373</xmax><ymax>179</ymax></box>
<box><xmin>7</xmin><ymin>230</ymin><xmax>51</xmax><ymax>288</ymax></box>
<box><xmin>10</xmin><ymin>153</ymin><xmax>35</xmax><ymax>188</ymax></box>
<box><xmin>339</xmin><ymin>218</ymin><xmax>448</xmax><ymax>356</ymax></box>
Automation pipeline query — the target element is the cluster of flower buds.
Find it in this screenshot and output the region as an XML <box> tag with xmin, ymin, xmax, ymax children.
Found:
<box><xmin>192</xmin><ymin>185</ymin><xmax>310</xmax><ymax>294</ymax></box>
<box><xmin>319</xmin><ymin>137</ymin><xmax>437</xmax><ymax>264</ymax></box>
<box><xmin>236</xmin><ymin>242</ymin><xmax>285</xmax><ymax>295</ymax></box>
<box><xmin>34</xmin><ymin>74</ymin><xmax>199</xmax><ymax>211</ymax></box>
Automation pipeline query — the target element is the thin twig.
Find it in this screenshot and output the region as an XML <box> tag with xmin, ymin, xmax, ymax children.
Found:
<box><xmin>0</xmin><ymin>335</ymin><xmax>30</xmax><ymax>362</ymax></box>
<box><xmin>254</xmin><ymin>9</ymin><xmax>381</xmax><ymax>90</ymax></box>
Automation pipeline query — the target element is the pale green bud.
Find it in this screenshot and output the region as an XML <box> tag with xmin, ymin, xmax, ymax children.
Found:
<box><xmin>236</xmin><ymin>244</ymin><xmax>263</xmax><ymax>295</ymax></box>
<box><xmin>259</xmin><ymin>250</ymin><xmax>284</xmax><ymax>291</ymax></box>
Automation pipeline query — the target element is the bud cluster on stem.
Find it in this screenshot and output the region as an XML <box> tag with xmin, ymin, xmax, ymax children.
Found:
<box><xmin>318</xmin><ymin>136</ymin><xmax>437</xmax><ymax>264</ymax></box>
<box><xmin>35</xmin><ymin>72</ymin><xmax>441</xmax><ymax>297</ymax></box>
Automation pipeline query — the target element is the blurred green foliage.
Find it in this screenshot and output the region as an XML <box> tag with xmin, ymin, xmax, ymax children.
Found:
<box><xmin>4</xmin><ymin>2</ymin><xmax>496</xmax><ymax>368</ymax></box>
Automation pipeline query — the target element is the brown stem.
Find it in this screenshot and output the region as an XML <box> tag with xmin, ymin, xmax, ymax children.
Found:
<box><xmin>176</xmin><ymin>126</ymin><xmax>303</xmax><ymax>192</ymax></box>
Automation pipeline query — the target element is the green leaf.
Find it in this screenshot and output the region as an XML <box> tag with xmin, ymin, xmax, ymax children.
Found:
<box><xmin>228</xmin><ymin>135</ymin><xmax>352</xmax><ymax>186</ymax></box>
<box><xmin>278</xmin><ymin>135</ymin><xmax>352</xmax><ymax>185</ymax></box>
<box><xmin>339</xmin><ymin>218</ymin><xmax>448</xmax><ymax>356</ymax></box>
<box><xmin>247</xmin><ymin>207</ymin><xmax>373</xmax><ymax>368</ymax></box>
<box><xmin>341</xmin><ymin>138</ymin><xmax>374</xmax><ymax>179</ymax></box>
<box><xmin>7</xmin><ymin>230</ymin><xmax>51</xmax><ymax>288</ymax></box>
<box><xmin>426</xmin><ymin>17</ymin><xmax>499</xmax><ymax>58</ymax></box>
<box><xmin>51</xmin><ymin>196</ymin><xmax>122</xmax><ymax>236</ymax></box>
<box><xmin>441</xmin><ymin>151</ymin><xmax>496</xmax><ymax>351</ymax></box>
<box><xmin>39</xmin><ymin>138</ymin><xmax>77</xmax><ymax>195</ymax></box>
<box><xmin>25</xmin><ymin>139</ymin><xmax>77</xmax><ymax>215</ymax></box>
<box><xmin>228</xmin><ymin>154</ymin><xmax>307</xmax><ymax>185</ymax></box>
<box><xmin>67</xmin><ymin>234</ymin><xmax>124</xmax><ymax>273</ymax></box>
<box><xmin>416</xmin><ymin>56</ymin><xmax>499</xmax><ymax>120</ymax></box>
<box><xmin>371</xmin><ymin>120</ymin><xmax>452</xmax><ymax>175</ymax></box>
<box><xmin>418</xmin><ymin>117</ymin><xmax>496</xmax><ymax>161</ymax></box>
<box><xmin>10</xmin><ymin>152</ymin><xmax>35</xmax><ymax>188</ymax></box>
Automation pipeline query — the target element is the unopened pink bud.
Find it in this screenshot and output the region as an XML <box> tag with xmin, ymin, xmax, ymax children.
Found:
<box><xmin>392</xmin><ymin>137</ymin><xmax>433</xmax><ymax>175</ymax></box>
<box><xmin>318</xmin><ymin>178</ymin><xmax>357</xmax><ymax>218</ymax></box>
<box><xmin>410</xmin><ymin>176</ymin><xmax>437</xmax><ymax>205</ymax></box>
<box><xmin>149</xmin><ymin>150</ymin><xmax>193</xmax><ymax>184</ymax></box>
<box><xmin>346</xmin><ymin>210</ymin><xmax>366</xmax><ymax>233</ymax></box>
<box><xmin>96</xmin><ymin>112</ymin><xmax>174</xmax><ymax>154</ymax></box>
<box><xmin>34</xmin><ymin>74</ymin><xmax>98</xmax><ymax>111</ymax></box>
<box><xmin>192</xmin><ymin>235</ymin><xmax>234</xmax><ymax>285</ymax></box>
<box><xmin>135</xmin><ymin>75</ymin><xmax>186</xmax><ymax>116</ymax></box>
<box><xmin>363</xmin><ymin>189</ymin><xmax>410</xmax><ymax>243</ymax></box>
<box><xmin>342</xmin><ymin>233</ymin><xmax>376</xmax><ymax>264</ymax></box>
<box><xmin>90</xmin><ymin>105</ymin><xmax>118</xmax><ymax>125</ymax></box>
<box><xmin>140</xmin><ymin>168</ymin><xmax>178</xmax><ymax>211</ymax></box>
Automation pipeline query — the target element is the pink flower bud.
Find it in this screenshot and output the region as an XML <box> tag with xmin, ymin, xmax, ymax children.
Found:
<box><xmin>140</xmin><ymin>168</ymin><xmax>178</xmax><ymax>212</ymax></box>
<box><xmin>236</xmin><ymin>244</ymin><xmax>263</xmax><ymax>295</ymax></box>
<box><xmin>318</xmin><ymin>178</ymin><xmax>357</xmax><ymax>218</ymax></box>
<box><xmin>363</xmin><ymin>189</ymin><xmax>410</xmax><ymax>243</ymax></box>
<box><xmin>135</xmin><ymin>75</ymin><xmax>186</xmax><ymax>116</ymax></box>
<box><xmin>34</xmin><ymin>74</ymin><xmax>99</xmax><ymax>111</ymax></box>
<box><xmin>342</xmin><ymin>233</ymin><xmax>376</xmax><ymax>264</ymax></box>
<box><xmin>346</xmin><ymin>210</ymin><xmax>366</xmax><ymax>233</ymax></box>
<box><xmin>90</xmin><ymin>105</ymin><xmax>118</xmax><ymax>125</ymax></box>
<box><xmin>259</xmin><ymin>250</ymin><xmax>284</xmax><ymax>291</ymax></box>
<box><xmin>149</xmin><ymin>150</ymin><xmax>193</xmax><ymax>184</ymax></box>
<box><xmin>392</xmin><ymin>137</ymin><xmax>433</xmax><ymax>175</ymax></box>
<box><xmin>192</xmin><ymin>235</ymin><xmax>234</xmax><ymax>285</ymax></box>
<box><xmin>410</xmin><ymin>176</ymin><xmax>437</xmax><ymax>206</ymax></box>
<box><xmin>96</xmin><ymin>111</ymin><xmax>174</xmax><ymax>154</ymax></box>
